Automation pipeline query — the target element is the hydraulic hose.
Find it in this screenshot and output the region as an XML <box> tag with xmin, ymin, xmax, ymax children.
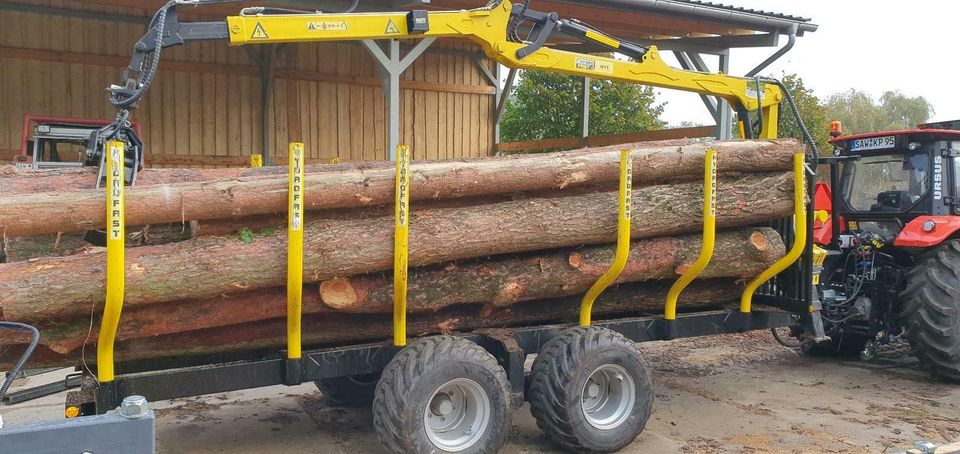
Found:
<box><xmin>0</xmin><ymin>322</ymin><xmax>41</xmax><ymax>406</ymax></box>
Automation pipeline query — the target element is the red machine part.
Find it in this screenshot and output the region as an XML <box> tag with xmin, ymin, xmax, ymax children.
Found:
<box><xmin>813</xmin><ymin>182</ymin><xmax>840</xmax><ymax>246</ymax></box>
<box><xmin>895</xmin><ymin>216</ymin><xmax>960</xmax><ymax>248</ymax></box>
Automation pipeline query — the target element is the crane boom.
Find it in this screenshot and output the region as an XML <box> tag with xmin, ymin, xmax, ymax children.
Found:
<box><xmin>107</xmin><ymin>0</ymin><xmax>781</xmax><ymax>147</ymax></box>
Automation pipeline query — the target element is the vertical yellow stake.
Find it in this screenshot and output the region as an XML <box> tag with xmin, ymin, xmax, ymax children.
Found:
<box><xmin>287</xmin><ymin>143</ymin><xmax>305</xmax><ymax>359</ymax></box>
<box><xmin>741</xmin><ymin>152</ymin><xmax>807</xmax><ymax>312</ymax></box>
<box><xmin>580</xmin><ymin>150</ymin><xmax>633</xmax><ymax>326</ymax></box>
<box><xmin>250</xmin><ymin>154</ymin><xmax>263</xmax><ymax>168</ymax></box>
<box><xmin>97</xmin><ymin>141</ymin><xmax>125</xmax><ymax>383</ymax></box>
<box><xmin>664</xmin><ymin>149</ymin><xmax>717</xmax><ymax>320</ymax></box>
<box><xmin>393</xmin><ymin>146</ymin><xmax>411</xmax><ymax>347</ymax></box>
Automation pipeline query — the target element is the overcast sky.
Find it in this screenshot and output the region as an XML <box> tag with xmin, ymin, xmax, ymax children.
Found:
<box><xmin>655</xmin><ymin>0</ymin><xmax>959</xmax><ymax>127</ymax></box>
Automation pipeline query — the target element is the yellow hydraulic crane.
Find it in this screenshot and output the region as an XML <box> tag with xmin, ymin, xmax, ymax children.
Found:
<box><xmin>105</xmin><ymin>0</ymin><xmax>783</xmax><ymax>141</ymax></box>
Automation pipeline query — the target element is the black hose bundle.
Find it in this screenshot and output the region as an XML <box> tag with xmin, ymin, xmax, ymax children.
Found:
<box><xmin>0</xmin><ymin>322</ymin><xmax>41</xmax><ymax>405</ymax></box>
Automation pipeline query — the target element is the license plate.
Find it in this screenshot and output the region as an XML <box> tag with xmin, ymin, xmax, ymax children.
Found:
<box><xmin>850</xmin><ymin>136</ymin><xmax>896</xmax><ymax>151</ymax></box>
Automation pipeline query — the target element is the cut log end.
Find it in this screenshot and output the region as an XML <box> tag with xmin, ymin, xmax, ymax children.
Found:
<box><xmin>750</xmin><ymin>229</ymin><xmax>772</xmax><ymax>252</ymax></box>
<box><xmin>319</xmin><ymin>278</ymin><xmax>358</xmax><ymax>310</ymax></box>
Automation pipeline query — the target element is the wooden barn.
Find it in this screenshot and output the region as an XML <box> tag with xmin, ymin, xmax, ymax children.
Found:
<box><xmin>0</xmin><ymin>0</ymin><xmax>815</xmax><ymax>167</ymax></box>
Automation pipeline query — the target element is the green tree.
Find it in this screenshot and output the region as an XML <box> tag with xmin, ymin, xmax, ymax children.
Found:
<box><xmin>776</xmin><ymin>73</ymin><xmax>830</xmax><ymax>151</ymax></box>
<box><xmin>499</xmin><ymin>70</ymin><xmax>664</xmax><ymax>146</ymax></box>
<box><xmin>824</xmin><ymin>89</ymin><xmax>934</xmax><ymax>135</ymax></box>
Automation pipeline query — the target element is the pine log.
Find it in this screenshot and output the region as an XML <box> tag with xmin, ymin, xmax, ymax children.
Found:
<box><xmin>29</xmin><ymin>227</ymin><xmax>783</xmax><ymax>352</ymax></box>
<box><xmin>0</xmin><ymin>140</ymin><xmax>799</xmax><ymax>237</ymax></box>
<box><xmin>0</xmin><ymin>172</ymin><xmax>794</xmax><ymax>323</ymax></box>
<box><xmin>320</xmin><ymin>228</ymin><xmax>783</xmax><ymax>313</ymax></box>
<box><xmin>0</xmin><ymin>280</ymin><xmax>742</xmax><ymax>369</ymax></box>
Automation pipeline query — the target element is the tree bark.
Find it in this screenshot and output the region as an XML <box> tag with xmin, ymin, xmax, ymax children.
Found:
<box><xmin>320</xmin><ymin>228</ymin><xmax>783</xmax><ymax>313</ymax></box>
<box><xmin>0</xmin><ymin>140</ymin><xmax>799</xmax><ymax>237</ymax></box>
<box><xmin>1</xmin><ymin>280</ymin><xmax>743</xmax><ymax>369</ymax></box>
<box><xmin>26</xmin><ymin>228</ymin><xmax>782</xmax><ymax>352</ymax></box>
<box><xmin>0</xmin><ymin>172</ymin><xmax>795</xmax><ymax>323</ymax></box>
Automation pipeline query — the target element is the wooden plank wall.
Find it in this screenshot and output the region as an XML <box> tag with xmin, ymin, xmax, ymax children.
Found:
<box><xmin>0</xmin><ymin>0</ymin><xmax>497</xmax><ymax>168</ymax></box>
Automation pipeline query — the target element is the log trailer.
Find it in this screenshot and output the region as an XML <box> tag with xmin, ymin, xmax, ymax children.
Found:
<box><xmin>0</xmin><ymin>1</ymin><xmax>833</xmax><ymax>453</ymax></box>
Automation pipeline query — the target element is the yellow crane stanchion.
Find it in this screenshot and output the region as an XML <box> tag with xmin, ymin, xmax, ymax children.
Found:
<box><xmin>663</xmin><ymin>149</ymin><xmax>717</xmax><ymax>339</ymax></box>
<box><xmin>740</xmin><ymin>152</ymin><xmax>808</xmax><ymax>319</ymax></box>
<box><xmin>393</xmin><ymin>146</ymin><xmax>411</xmax><ymax>347</ymax></box>
<box><xmin>580</xmin><ymin>150</ymin><xmax>633</xmax><ymax>326</ymax></box>
<box><xmin>96</xmin><ymin>141</ymin><xmax>126</xmax><ymax>386</ymax></box>
<box><xmin>250</xmin><ymin>154</ymin><xmax>263</xmax><ymax>168</ymax></box>
<box><xmin>285</xmin><ymin>143</ymin><xmax>305</xmax><ymax>384</ymax></box>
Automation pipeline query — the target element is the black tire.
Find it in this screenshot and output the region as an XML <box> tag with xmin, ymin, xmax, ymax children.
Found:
<box><xmin>373</xmin><ymin>336</ymin><xmax>512</xmax><ymax>454</ymax></box>
<box><xmin>314</xmin><ymin>373</ymin><xmax>380</xmax><ymax>407</ymax></box>
<box><xmin>528</xmin><ymin>326</ymin><xmax>654</xmax><ymax>453</ymax></box>
<box><xmin>902</xmin><ymin>240</ymin><xmax>960</xmax><ymax>382</ymax></box>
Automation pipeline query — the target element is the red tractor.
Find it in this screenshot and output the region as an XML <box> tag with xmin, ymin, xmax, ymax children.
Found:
<box><xmin>787</xmin><ymin>120</ymin><xmax>960</xmax><ymax>380</ymax></box>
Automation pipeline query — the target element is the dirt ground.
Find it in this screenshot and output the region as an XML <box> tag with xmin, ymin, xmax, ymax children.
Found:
<box><xmin>3</xmin><ymin>330</ymin><xmax>959</xmax><ymax>453</ymax></box>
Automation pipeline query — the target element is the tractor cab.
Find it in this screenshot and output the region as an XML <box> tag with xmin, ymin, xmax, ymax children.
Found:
<box><xmin>820</xmin><ymin>122</ymin><xmax>960</xmax><ymax>250</ymax></box>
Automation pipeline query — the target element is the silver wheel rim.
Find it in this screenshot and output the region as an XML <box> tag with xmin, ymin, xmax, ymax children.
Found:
<box><xmin>424</xmin><ymin>378</ymin><xmax>491</xmax><ymax>452</ymax></box>
<box><xmin>581</xmin><ymin>364</ymin><xmax>636</xmax><ymax>430</ymax></box>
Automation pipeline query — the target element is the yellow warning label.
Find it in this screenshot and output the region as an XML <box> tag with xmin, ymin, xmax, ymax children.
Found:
<box><xmin>385</xmin><ymin>19</ymin><xmax>400</xmax><ymax>35</ymax></box>
<box><xmin>251</xmin><ymin>22</ymin><xmax>269</xmax><ymax>39</ymax></box>
<box><xmin>307</xmin><ymin>21</ymin><xmax>348</xmax><ymax>31</ymax></box>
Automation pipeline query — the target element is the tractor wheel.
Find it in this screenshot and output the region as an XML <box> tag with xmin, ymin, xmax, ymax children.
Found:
<box><xmin>528</xmin><ymin>326</ymin><xmax>653</xmax><ymax>453</ymax></box>
<box><xmin>902</xmin><ymin>240</ymin><xmax>960</xmax><ymax>382</ymax></box>
<box><xmin>373</xmin><ymin>336</ymin><xmax>512</xmax><ymax>454</ymax></box>
<box><xmin>314</xmin><ymin>373</ymin><xmax>380</xmax><ymax>407</ymax></box>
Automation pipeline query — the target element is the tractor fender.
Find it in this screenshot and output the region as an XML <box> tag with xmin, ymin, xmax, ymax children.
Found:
<box><xmin>894</xmin><ymin>216</ymin><xmax>960</xmax><ymax>247</ymax></box>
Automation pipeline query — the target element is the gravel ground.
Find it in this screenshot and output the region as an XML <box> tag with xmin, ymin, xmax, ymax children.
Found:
<box><xmin>3</xmin><ymin>330</ymin><xmax>958</xmax><ymax>453</ymax></box>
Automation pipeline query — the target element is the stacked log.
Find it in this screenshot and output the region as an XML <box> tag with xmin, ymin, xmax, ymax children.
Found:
<box><xmin>0</xmin><ymin>139</ymin><xmax>802</xmax><ymax>369</ymax></box>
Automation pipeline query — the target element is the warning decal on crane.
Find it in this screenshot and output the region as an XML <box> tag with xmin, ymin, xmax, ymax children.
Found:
<box><xmin>251</xmin><ymin>22</ymin><xmax>270</xmax><ymax>40</ymax></box>
<box><xmin>385</xmin><ymin>19</ymin><xmax>401</xmax><ymax>35</ymax></box>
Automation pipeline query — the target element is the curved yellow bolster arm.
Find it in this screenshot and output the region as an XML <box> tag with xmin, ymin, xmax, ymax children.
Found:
<box><xmin>664</xmin><ymin>149</ymin><xmax>717</xmax><ymax>320</ymax></box>
<box><xmin>393</xmin><ymin>146</ymin><xmax>411</xmax><ymax>347</ymax></box>
<box><xmin>580</xmin><ymin>150</ymin><xmax>633</xmax><ymax>326</ymax></box>
<box><xmin>740</xmin><ymin>152</ymin><xmax>807</xmax><ymax>313</ymax></box>
<box><xmin>97</xmin><ymin>141</ymin><xmax>126</xmax><ymax>383</ymax></box>
<box><xmin>287</xmin><ymin>143</ymin><xmax>305</xmax><ymax>359</ymax></box>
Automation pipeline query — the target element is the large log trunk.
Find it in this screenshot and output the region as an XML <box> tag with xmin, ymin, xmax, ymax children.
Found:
<box><xmin>0</xmin><ymin>172</ymin><xmax>795</xmax><ymax>322</ymax></box>
<box><xmin>28</xmin><ymin>227</ymin><xmax>783</xmax><ymax>352</ymax></box>
<box><xmin>320</xmin><ymin>228</ymin><xmax>784</xmax><ymax>313</ymax></box>
<box><xmin>1</xmin><ymin>280</ymin><xmax>742</xmax><ymax>369</ymax></box>
<box><xmin>0</xmin><ymin>140</ymin><xmax>798</xmax><ymax>237</ymax></box>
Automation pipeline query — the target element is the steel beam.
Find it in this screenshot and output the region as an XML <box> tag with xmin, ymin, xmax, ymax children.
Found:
<box><xmin>494</xmin><ymin>67</ymin><xmax>519</xmax><ymax>145</ymax></box>
<box><xmin>362</xmin><ymin>38</ymin><xmax>435</xmax><ymax>160</ymax></box>
<box><xmin>716</xmin><ymin>53</ymin><xmax>733</xmax><ymax>140</ymax></box>
<box><xmin>582</xmin><ymin>77</ymin><xmax>591</xmax><ymax>141</ymax></box>
<box><xmin>673</xmin><ymin>51</ymin><xmax>718</xmax><ymax>121</ymax></box>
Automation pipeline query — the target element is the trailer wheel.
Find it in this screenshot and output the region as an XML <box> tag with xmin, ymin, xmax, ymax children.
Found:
<box><xmin>373</xmin><ymin>336</ymin><xmax>511</xmax><ymax>454</ymax></box>
<box><xmin>902</xmin><ymin>240</ymin><xmax>960</xmax><ymax>382</ymax></box>
<box><xmin>528</xmin><ymin>326</ymin><xmax>653</xmax><ymax>453</ymax></box>
<box><xmin>314</xmin><ymin>373</ymin><xmax>380</xmax><ymax>407</ymax></box>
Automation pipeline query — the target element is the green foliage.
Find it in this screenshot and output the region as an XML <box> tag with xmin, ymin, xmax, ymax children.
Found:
<box><xmin>824</xmin><ymin>89</ymin><xmax>934</xmax><ymax>135</ymax></box>
<box><xmin>499</xmin><ymin>69</ymin><xmax>664</xmax><ymax>146</ymax></box>
<box><xmin>776</xmin><ymin>73</ymin><xmax>831</xmax><ymax>151</ymax></box>
<box><xmin>239</xmin><ymin>227</ymin><xmax>254</xmax><ymax>244</ymax></box>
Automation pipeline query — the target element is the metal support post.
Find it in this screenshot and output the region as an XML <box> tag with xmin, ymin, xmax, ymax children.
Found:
<box><xmin>664</xmin><ymin>149</ymin><xmax>717</xmax><ymax>339</ymax></box>
<box><xmin>580</xmin><ymin>150</ymin><xmax>632</xmax><ymax>326</ymax></box>
<box><xmin>495</xmin><ymin>67</ymin><xmax>518</xmax><ymax>145</ymax></box>
<box><xmin>285</xmin><ymin>143</ymin><xmax>305</xmax><ymax>385</ymax></box>
<box><xmin>581</xmin><ymin>76</ymin><xmax>591</xmax><ymax>145</ymax></box>
<box><xmin>741</xmin><ymin>153</ymin><xmax>807</xmax><ymax>313</ymax></box>
<box><xmin>393</xmin><ymin>145</ymin><xmax>411</xmax><ymax>346</ymax></box>
<box><xmin>673</xmin><ymin>51</ymin><xmax>718</xmax><ymax>121</ymax></box>
<box><xmin>97</xmin><ymin>141</ymin><xmax>126</xmax><ymax>384</ymax></box>
<box><xmin>362</xmin><ymin>38</ymin><xmax>435</xmax><ymax>160</ymax></box>
<box><xmin>716</xmin><ymin>53</ymin><xmax>733</xmax><ymax>139</ymax></box>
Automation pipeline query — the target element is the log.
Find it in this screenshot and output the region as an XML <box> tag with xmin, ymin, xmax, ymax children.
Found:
<box><xmin>0</xmin><ymin>172</ymin><xmax>795</xmax><ymax>323</ymax></box>
<box><xmin>1</xmin><ymin>279</ymin><xmax>743</xmax><ymax>369</ymax></box>
<box><xmin>0</xmin><ymin>140</ymin><xmax>799</xmax><ymax>237</ymax></box>
<box><xmin>320</xmin><ymin>228</ymin><xmax>784</xmax><ymax>313</ymax></box>
<box><xmin>29</xmin><ymin>227</ymin><xmax>783</xmax><ymax>352</ymax></box>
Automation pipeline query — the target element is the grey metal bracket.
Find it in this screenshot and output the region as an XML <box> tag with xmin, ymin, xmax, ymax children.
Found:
<box><xmin>362</xmin><ymin>38</ymin><xmax>436</xmax><ymax>160</ymax></box>
<box><xmin>0</xmin><ymin>410</ymin><xmax>156</xmax><ymax>454</ymax></box>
